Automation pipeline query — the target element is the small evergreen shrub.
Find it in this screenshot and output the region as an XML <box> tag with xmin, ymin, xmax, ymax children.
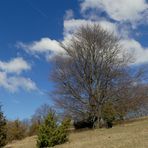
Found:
<box><xmin>37</xmin><ymin>114</ymin><xmax>70</xmax><ymax>148</ymax></box>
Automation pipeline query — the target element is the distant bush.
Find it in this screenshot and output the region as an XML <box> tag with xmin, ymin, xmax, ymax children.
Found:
<box><xmin>28</xmin><ymin>104</ymin><xmax>56</xmax><ymax>136</ymax></box>
<box><xmin>6</xmin><ymin>119</ymin><xmax>27</xmax><ymax>142</ymax></box>
<box><xmin>73</xmin><ymin>116</ymin><xmax>97</xmax><ymax>129</ymax></box>
<box><xmin>37</xmin><ymin>113</ymin><xmax>70</xmax><ymax>148</ymax></box>
<box><xmin>28</xmin><ymin>121</ymin><xmax>40</xmax><ymax>136</ymax></box>
<box><xmin>0</xmin><ymin>105</ymin><xmax>7</xmax><ymax>147</ymax></box>
<box><xmin>102</xmin><ymin>102</ymin><xmax>116</xmax><ymax>128</ymax></box>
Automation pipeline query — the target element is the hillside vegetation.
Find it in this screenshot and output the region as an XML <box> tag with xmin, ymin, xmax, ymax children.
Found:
<box><xmin>5</xmin><ymin>117</ymin><xmax>148</xmax><ymax>148</ymax></box>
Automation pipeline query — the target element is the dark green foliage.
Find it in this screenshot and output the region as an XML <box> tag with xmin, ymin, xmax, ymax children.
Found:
<box><xmin>0</xmin><ymin>105</ymin><xmax>7</xmax><ymax>147</ymax></box>
<box><xmin>37</xmin><ymin>114</ymin><xmax>70</xmax><ymax>148</ymax></box>
<box><xmin>74</xmin><ymin>116</ymin><xmax>96</xmax><ymax>129</ymax></box>
<box><xmin>102</xmin><ymin>102</ymin><xmax>116</xmax><ymax>128</ymax></box>
<box><xmin>56</xmin><ymin>118</ymin><xmax>71</xmax><ymax>143</ymax></box>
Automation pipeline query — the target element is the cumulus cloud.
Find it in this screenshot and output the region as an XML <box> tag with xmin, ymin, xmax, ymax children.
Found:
<box><xmin>80</xmin><ymin>0</ymin><xmax>148</xmax><ymax>24</ymax></box>
<box><xmin>0</xmin><ymin>72</ymin><xmax>37</xmax><ymax>92</ymax></box>
<box><xmin>0</xmin><ymin>57</ymin><xmax>31</xmax><ymax>74</ymax></box>
<box><xmin>0</xmin><ymin>57</ymin><xmax>37</xmax><ymax>92</ymax></box>
<box><xmin>64</xmin><ymin>19</ymin><xmax>94</xmax><ymax>36</ymax></box>
<box><xmin>64</xmin><ymin>9</ymin><xmax>74</xmax><ymax>20</ymax></box>
<box><xmin>120</xmin><ymin>39</ymin><xmax>148</xmax><ymax>64</ymax></box>
<box><xmin>17</xmin><ymin>38</ymin><xmax>66</xmax><ymax>60</ymax></box>
<box><xmin>64</xmin><ymin>19</ymin><xmax>118</xmax><ymax>36</ymax></box>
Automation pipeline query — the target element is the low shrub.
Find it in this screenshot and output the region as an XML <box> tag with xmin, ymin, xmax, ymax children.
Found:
<box><xmin>37</xmin><ymin>113</ymin><xmax>70</xmax><ymax>148</ymax></box>
<box><xmin>102</xmin><ymin>102</ymin><xmax>116</xmax><ymax>128</ymax></box>
<box><xmin>6</xmin><ymin>119</ymin><xmax>27</xmax><ymax>142</ymax></box>
<box><xmin>73</xmin><ymin>116</ymin><xmax>97</xmax><ymax>129</ymax></box>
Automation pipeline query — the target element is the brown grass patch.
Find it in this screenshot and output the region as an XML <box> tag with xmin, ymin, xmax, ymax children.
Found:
<box><xmin>5</xmin><ymin>116</ymin><xmax>148</xmax><ymax>148</ymax></box>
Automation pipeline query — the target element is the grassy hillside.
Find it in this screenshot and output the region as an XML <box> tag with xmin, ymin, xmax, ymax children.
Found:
<box><xmin>5</xmin><ymin>117</ymin><xmax>148</xmax><ymax>148</ymax></box>
<box><xmin>5</xmin><ymin>136</ymin><xmax>37</xmax><ymax>148</ymax></box>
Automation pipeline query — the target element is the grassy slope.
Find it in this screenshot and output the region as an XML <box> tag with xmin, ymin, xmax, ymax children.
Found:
<box><xmin>5</xmin><ymin>117</ymin><xmax>148</xmax><ymax>148</ymax></box>
<box><xmin>5</xmin><ymin>136</ymin><xmax>37</xmax><ymax>148</ymax></box>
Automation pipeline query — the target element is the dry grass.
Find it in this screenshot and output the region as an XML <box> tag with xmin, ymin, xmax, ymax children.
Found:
<box><xmin>5</xmin><ymin>117</ymin><xmax>148</xmax><ymax>148</ymax></box>
<box><xmin>5</xmin><ymin>136</ymin><xmax>37</xmax><ymax>148</ymax></box>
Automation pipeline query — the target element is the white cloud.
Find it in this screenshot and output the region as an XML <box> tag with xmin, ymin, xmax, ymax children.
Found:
<box><xmin>0</xmin><ymin>72</ymin><xmax>37</xmax><ymax>92</ymax></box>
<box><xmin>0</xmin><ymin>57</ymin><xmax>31</xmax><ymax>74</ymax></box>
<box><xmin>17</xmin><ymin>38</ymin><xmax>66</xmax><ymax>59</ymax></box>
<box><xmin>98</xmin><ymin>20</ymin><xmax>118</xmax><ymax>35</ymax></box>
<box><xmin>64</xmin><ymin>19</ymin><xmax>118</xmax><ymax>36</ymax></box>
<box><xmin>81</xmin><ymin>0</ymin><xmax>148</xmax><ymax>24</ymax></box>
<box><xmin>64</xmin><ymin>19</ymin><xmax>93</xmax><ymax>36</ymax></box>
<box><xmin>64</xmin><ymin>9</ymin><xmax>74</xmax><ymax>20</ymax></box>
<box><xmin>120</xmin><ymin>39</ymin><xmax>148</xmax><ymax>64</ymax></box>
<box><xmin>0</xmin><ymin>57</ymin><xmax>37</xmax><ymax>92</ymax></box>
<box><xmin>7</xmin><ymin>76</ymin><xmax>37</xmax><ymax>92</ymax></box>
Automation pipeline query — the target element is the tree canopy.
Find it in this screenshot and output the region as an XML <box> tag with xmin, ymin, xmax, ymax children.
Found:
<box><xmin>51</xmin><ymin>24</ymin><xmax>148</xmax><ymax>128</ymax></box>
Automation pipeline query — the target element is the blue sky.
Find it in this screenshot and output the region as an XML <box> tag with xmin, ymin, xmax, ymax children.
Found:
<box><xmin>0</xmin><ymin>0</ymin><xmax>148</xmax><ymax>120</ymax></box>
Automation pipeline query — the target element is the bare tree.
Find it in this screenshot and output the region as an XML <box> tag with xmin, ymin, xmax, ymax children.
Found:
<box><xmin>32</xmin><ymin>104</ymin><xmax>55</xmax><ymax>124</ymax></box>
<box><xmin>28</xmin><ymin>104</ymin><xmax>56</xmax><ymax>136</ymax></box>
<box><xmin>51</xmin><ymin>24</ymin><xmax>148</xmax><ymax>128</ymax></box>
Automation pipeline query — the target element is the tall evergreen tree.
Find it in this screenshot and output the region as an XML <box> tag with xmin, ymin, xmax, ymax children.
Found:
<box><xmin>0</xmin><ymin>105</ymin><xmax>7</xmax><ymax>147</ymax></box>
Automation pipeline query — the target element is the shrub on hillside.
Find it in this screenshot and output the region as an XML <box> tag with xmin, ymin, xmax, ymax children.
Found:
<box><xmin>28</xmin><ymin>104</ymin><xmax>56</xmax><ymax>136</ymax></box>
<box><xmin>6</xmin><ymin>119</ymin><xmax>27</xmax><ymax>142</ymax></box>
<box><xmin>37</xmin><ymin>113</ymin><xmax>70</xmax><ymax>148</ymax></box>
<box><xmin>0</xmin><ymin>105</ymin><xmax>7</xmax><ymax>147</ymax></box>
<box><xmin>102</xmin><ymin>102</ymin><xmax>116</xmax><ymax>128</ymax></box>
<box><xmin>73</xmin><ymin>116</ymin><xmax>97</xmax><ymax>129</ymax></box>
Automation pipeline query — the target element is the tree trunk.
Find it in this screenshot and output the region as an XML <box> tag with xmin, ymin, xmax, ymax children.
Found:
<box><xmin>93</xmin><ymin>105</ymin><xmax>104</xmax><ymax>128</ymax></box>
